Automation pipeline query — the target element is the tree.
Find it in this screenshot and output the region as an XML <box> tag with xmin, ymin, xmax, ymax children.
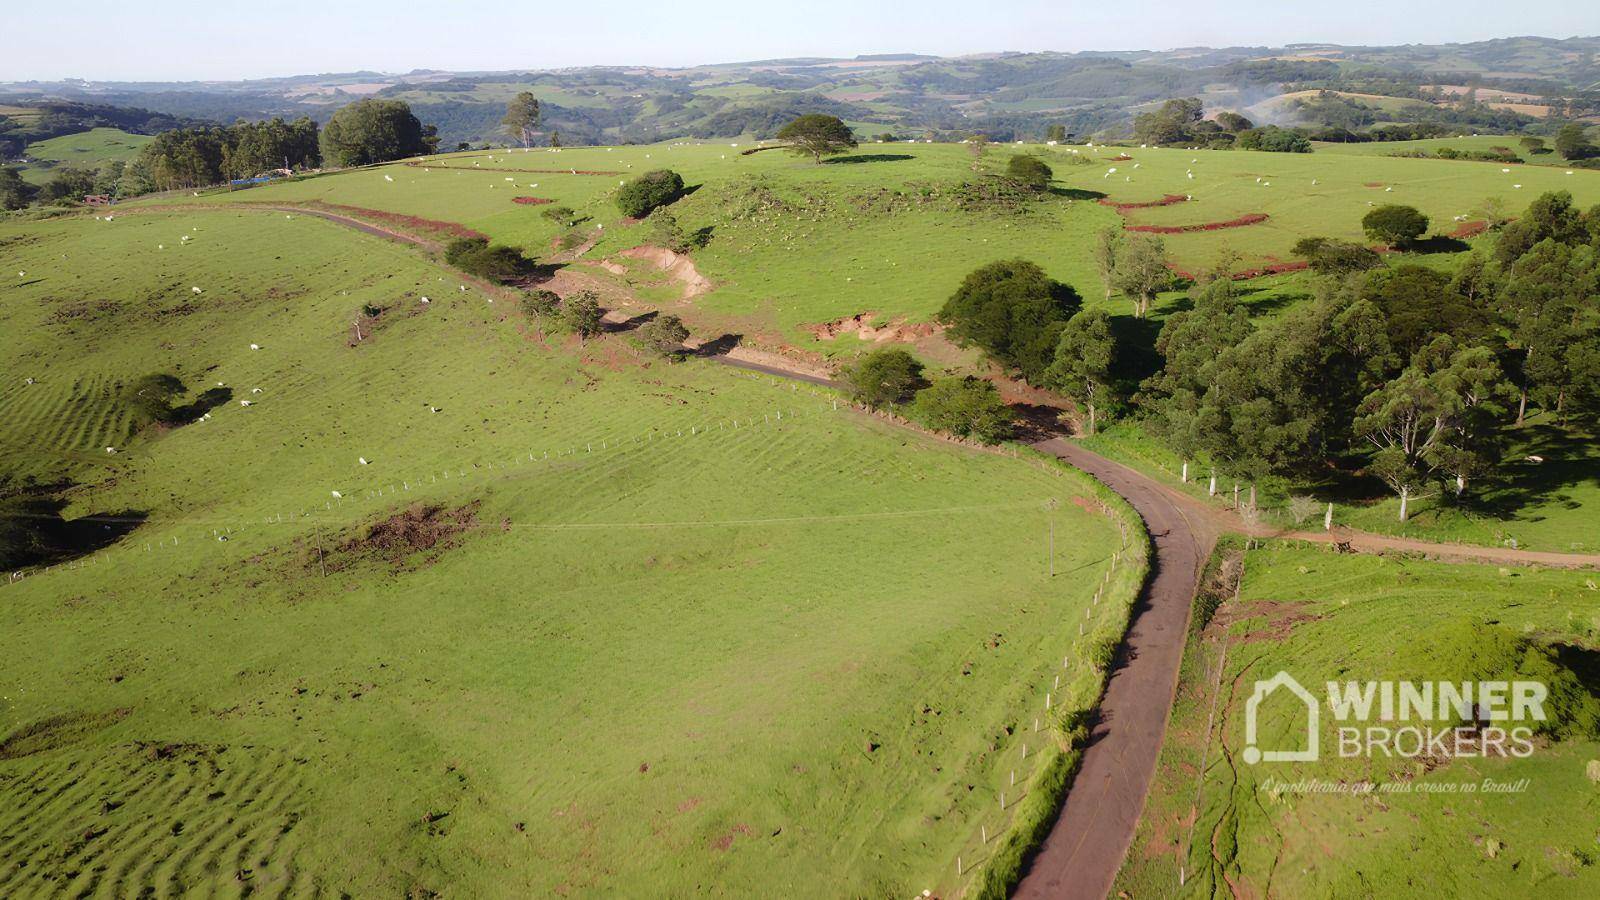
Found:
<box><xmin>841</xmin><ymin>348</ymin><xmax>925</xmax><ymax>409</ymax></box>
<box><xmin>562</xmin><ymin>290</ymin><xmax>604</xmax><ymax>340</ymax></box>
<box><xmin>1496</xmin><ymin>239</ymin><xmax>1599</xmax><ymax>423</ymax></box>
<box><xmin>1091</xmin><ymin>227</ymin><xmax>1122</xmax><ymax>303</ymax></box>
<box><xmin>1554</xmin><ymin>123</ymin><xmax>1596</xmax><ymax>161</ymax></box>
<box><xmin>1519</xmin><ymin>136</ymin><xmax>1547</xmax><ymax>154</ymax></box>
<box><xmin>775</xmin><ymin>114</ymin><xmax>857</xmax><ymax>164</ymax></box>
<box><xmin>912</xmin><ymin>377</ymin><xmax>1013</xmax><ymax>444</ymax></box>
<box><xmin>548</xmin><ymin>130</ymin><xmax>561</xmax><ymax>149</ymax></box>
<box><xmin>1493</xmin><ymin>191</ymin><xmax>1589</xmax><ymax>265</ymax></box>
<box><xmin>1133</xmin><ymin>98</ymin><xmax>1204</xmax><ymax>145</ymax></box>
<box><xmin>1111</xmin><ymin>234</ymin><xmax>1173</xmax><ymax>318</ymax></box>
<box><xmin>1143</xmin><ymin>278</ymin><xmax>1255</xmax><ymax>491</ymax></box>
<box><xmin>1362</xmin><ymin>264</ymin><xmax>1492</xmax><ymax>360</ymax></box>
<box><xmin>937</xmin><ymin>259</ymin><xmax>1079</xmax><ymax>383</ymax></box>
<box><xmin>1215</xmin><ymin>111</ymin><xmax>1254</xmax><ymax>133</ymax></box>
<box><xmin>123</xmin><ymin>373</ymin><xmax>186</xmax><ymax>428</ymax></box>
<box><xmin>1006</xmin><ymin>155</ymin><xmax>1053</xmax><ymax>191</ymax></box>
<box><xmin>502</xmin><ymin>92</ymin><xmax>542</xmax><ymax>148</ymax></box>
<box><xmin>1291</xmin><ymin>237</ymin><xmax>1383</xmax><ymax>276</ymax></box>
<box><xmin>637</xmin><ymin>314</ymin><xmax>690</xmax><ymax>358</ymax></box>
<box><xmin>1046</xmin><ymin>124</ymin><xmax>1067</xmax><ymax>143</ymax></box>
<box><xmin>443</xmin><ymin>237</ymin><xmax>536</xmax><ymax>283</ymax></box>
<box><xmin>520</xmin><ymin>290</ymin><xmax>560</xmax><ymax>319</ymax></box>
<box><xmin>615</xmin><ymin>169</ymin><xmax>685</xmax><ymax>218</ymax></box>
<box><xmin>319</xmin><ymin>99</ymin><xmax>431</xmax><ymax>167</ymax></box>
<box><xmin>1047</xmin><ymin>309</ymin><xmax>1118</xmax><ymax>434</ymax></box>
<box><xmin>1236</xmin><ymin>126</ymin><xmax>1311</xmax><ymax>153</ymax></box>
<box><xmin>40</xmin><ymin>167</ymin><xmax>96</xmax><ymax>204</ymax></box>
<box><xmin>1354</xmin><ymin>337</ymin><xmax>1506</xmax><ymax>519</ymax></box>
<box><xmin>1362</xmin><ymin>204</ymin><xmax>1429</xmax><ymax>248</ymax></box>
<box><xmin>0</xmin><ymin>166</ymin><xmax>39</xmax><ymax>209</ymax></box>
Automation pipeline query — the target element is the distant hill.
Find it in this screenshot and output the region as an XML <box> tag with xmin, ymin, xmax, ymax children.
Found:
<box><xmin>3</xmin><ymin>36</ymin><xmax>1597</xmax><ymax>150</ymax></box>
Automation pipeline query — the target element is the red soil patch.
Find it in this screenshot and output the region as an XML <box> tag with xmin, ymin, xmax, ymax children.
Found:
<box><xmin>314</xmin><ymin>202</ymin><xmax>486</xmax><ymax>241</ymax></box>
<box><xmin>1108</xmin><ymin>154</ymin><xmax>1134</xmax><ymax>161</ymax></box>
<box><xmin>512</xmin><ymin>196</ymin><xmax>555</xmax><ymax>205</ymax></box>
<box><xmin>1449</xmin><ymin>219</ymin><xmax>1490</xmax><ymax>239</ymax></box>
<box><xmin>710</xmin><ymin>824</ymin><xmax>753</xmax><ymax>852</ymax></box>
<box><xmin>1363</xmin><ymin>182</ymin><xmax>1386</xmax><ymax>188</ymax></box>
<box><xmin>1126</xmin><ymin>213</ymin><xmax>1269</xmax><ymax>234</ymax></box>
<box><xmin>1098</xmin><ymin>194</ymin><xmax>1189</xmax><ymax>211</ymax></box>
<box><xmin>335</xmin><ymin>502</ymin><xmax>480</xmax><ymax>566</ymax></box>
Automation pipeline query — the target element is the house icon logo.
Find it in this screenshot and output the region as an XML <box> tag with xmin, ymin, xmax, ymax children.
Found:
<box><xmin>1242</xmin><ymin>671</ymin><xmax>1319</xmax><ymax>764</ymax></box>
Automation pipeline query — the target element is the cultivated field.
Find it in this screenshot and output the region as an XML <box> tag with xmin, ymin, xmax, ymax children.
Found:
<box><xmin>1116</xmin><ymin>540</ymin><xmax>1600</xmax><ymax>898</ymax></box>
<box><xmin>0</xmin><ymin>210</ymin><xmax>1141</xmax><ymax>896</ymax></box>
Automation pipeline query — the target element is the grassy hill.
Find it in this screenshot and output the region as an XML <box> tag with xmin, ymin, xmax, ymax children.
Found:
<box><xmin>1117</xmin><ymin>539</ymin><xmax>1600</xmax><ymax>897</ymax></box>
<box><xmin>14</xmin><ymin>127</ymin><xmax>152</xmax><ymax>185</ymax></box>
<box><xmin>0</xmin><ymin>209</ymin><xmax>1142</xmax><ymax>896</ymax></box>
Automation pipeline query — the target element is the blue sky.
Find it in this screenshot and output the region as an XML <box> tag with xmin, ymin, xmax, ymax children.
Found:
<box><xmin>6</xmin><ymin>0</ymin><xmax>1598</xmax><ymax>81</ymax></box>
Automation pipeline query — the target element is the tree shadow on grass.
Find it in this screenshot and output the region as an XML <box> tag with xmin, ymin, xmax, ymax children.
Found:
<box><xmin>603</xmin><ymin>310</ymin><xmax>657</xmax><ymax>334</ymax></box>
<box><xmin>1405</xmin><ymin>236</ymin><xmax>1471</xmax><ymax>255</ymax></box>
<box><xmin>3</xmin><ymin>492</ymin><xmax>148</xmax><ymax>571</ymax></box>
<box><xmin>172</xmin><ymin>387</ymin><xmax>232</xmax><ymax>424</ymax></box>
<box><xmin>821</xmin><ymin>154</ymin><xmax>914</xmax><ymax>165</ymax></box>
<box><xmin>692</xmin><ymin>333</ymin><xmax>743</xmax><ymax>357</ymax></box>
<box><xmin>1051</xmin><ymin>187</ymin><xmax>1107</xmax><ymax>201</ymax></box>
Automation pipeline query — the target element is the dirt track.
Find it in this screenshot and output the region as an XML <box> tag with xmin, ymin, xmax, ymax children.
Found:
<box><xmin>1012</xmin><ymin>439</ymin><xmax>1217</xmax><ymax>900</ymax></box>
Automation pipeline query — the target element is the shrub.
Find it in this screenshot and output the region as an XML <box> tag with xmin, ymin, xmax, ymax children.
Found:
<box><xmin>841</xmin><ymin>348</ymin><xmax>926</xmax><ymax>409</ymax></box>
<box><xmin>643</xmin><ymin>208</ymin><xmax>707</xmax><ymax>254</ymax></box>
<box><xmin>636</xmin><ymin>314</ymin><xmax>690</xmax><ymax>357</ymax></box>
<box><xmin>1362</xmin><ymin>204</ymin><xmax>1429</xmax><ymax>248</ymax></box>
<box><xmin>122</xmin><ymin>373</ymin><xmax>185</xmax><ymax>428</ymax></box>
<box><xmin>520</xmin><ymin>290</ymin><xmax>560</xmax><ymax>319</ymax></box>
<box><xmin>540</xmin><ymin>205</ymin><xmax>579</xmax><ymax>226</ymax></box>
<box><xmin>1291</xmin><ymin>237</ymin><xmax>1384</xmax><ymax>276</ymax></box>
<box><xmin>1005</xmin><ymin>154</ymin><xmax>1053</xmax><ymax>190</ymax></box>
<box><xmin>615</xmin><ymin>169</ymin><xmax>685</xmax><ymax>218</ymax></box>
<box><xmin>561</xmin><ymin>290</ymin><xmax>604</xmax><ymax>339</ymax></box>
<box><xmin>911</xmin><ymin>377</ymin><xmax>1014</xmax><ymax>444</ymax></box>
<box><xmin>444</xmin><ymin>237</ymin><xmax>536</xmax><ymax>283</ymax></box>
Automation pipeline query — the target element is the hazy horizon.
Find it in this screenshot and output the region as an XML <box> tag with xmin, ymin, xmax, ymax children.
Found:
<box><xmin>6</xmin><ymin>0</ymin><xmax>1599</xmax><ymax>82</ymax></box>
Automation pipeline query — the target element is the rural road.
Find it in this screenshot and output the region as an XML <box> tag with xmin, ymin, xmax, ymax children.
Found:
<box><xmin>1012</xmin><ymin>439</ymin><xmax>1217</xmax><ymax>900</ymax></box>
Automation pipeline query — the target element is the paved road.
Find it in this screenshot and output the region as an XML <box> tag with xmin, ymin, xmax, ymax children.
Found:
<box><xmin>1012</xmin><ymin>439</ymin><xmax>1217</xmax><ymax>900</ymax></box>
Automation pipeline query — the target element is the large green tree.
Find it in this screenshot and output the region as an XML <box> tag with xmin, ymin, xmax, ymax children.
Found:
<box><xmin>912</xmin><ymin>377</ymin><xmax>1013</xmax><ymax>444</ymax></box>
<box><xmin>502</xmin><ymin>92</ymin><xmax>542</xmax><ymax>148</ymax></box>
<box><xmin>1362</xmin><ymin>204</ymin><xmax>1429</xmax><ymax>248</ymax></box>
<box><xmin>320</xmin><ymin>99</ymin><xmax>431</xmax><ymax>167</ymax></box>
<box><xmin>842</xmin><ymin>348</ymin><xmax>925</xmax><ymax>409</ymax></box>
<box><xmin>937</xmin><ymin>259</ymin><xmax>1079</xmax><ymax>383</ymax></box>
<box><xmin>775</xmin><ymin>115</ymin><xmax>857</xmax><ymax>164</ymax></box>
<box><xmin>1133</xmin><ymin>98</ymin><xmax>1204</xmax><ymax>145</ymax></box>
<box><xmin>1047</xmin><ymin>309</ymin><xmax>1118</xmax><ymax>434</ymax></box>
<box><xmin>1354</xmin><ymin>337</ymin><xmax>1506</xmax><ymax>519</ymax></box>
<box><xmin>1111</xmin><ymin>234</ymin><xmax>1173</xmax><ymax>318</ymax></box>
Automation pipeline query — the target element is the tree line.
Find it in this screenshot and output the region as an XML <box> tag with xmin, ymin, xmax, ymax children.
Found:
<box><xmin>853</xmin><ymin>191</ymin><xmax>1599</xmax><ymax>519</ymax></box>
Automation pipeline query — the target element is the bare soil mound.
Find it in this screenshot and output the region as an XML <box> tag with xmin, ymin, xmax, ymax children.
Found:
<box><xmin>335</xmin><ymin>502</ymin><xmax>480</xmax><ymax>567</ymax></box>
<box><xmin>618</xmin><ymin>245</ymin><xmax>713</xmax><ymax>299</ymax></box>
<box><xmin>807</xmin><ymin>312</ymin><xmax>942</xmax><ymax>343</ymax></box>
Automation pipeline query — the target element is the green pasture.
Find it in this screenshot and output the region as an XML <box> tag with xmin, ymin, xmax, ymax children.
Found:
<box><xmin>1054</xmin><ymin>142</ymin><xmax>1600</xmax><ymax>268</ymax></box>
<box><xmin>15</xmin><ymin>127</ymin><xmax>152</xmax><ymax>185</ymax></box>
<box><xmin>1314</xmin><ymin>135</ymin><xmax>1584</xmax><ymax>166</ymax></box>
<box><xmin>0</xmin><ymin>210</ymin><xmax>1136</xmax><ymax>896</ymax></box>
<box><xmin>175</xmin><ymin>140</ymin><xmax>1600</xmax><ymax>352</ymax></box>
<box><xmin>1117</xmin><ymin>541</ymin><xmax>1600</xmax><ymax>899</ymax></box>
